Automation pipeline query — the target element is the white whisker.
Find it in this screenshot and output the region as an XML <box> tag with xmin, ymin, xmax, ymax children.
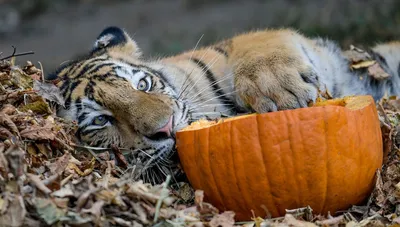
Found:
<box><xmin>179</xmin><ymin>53</ymin><xmax>222</xmax><ymax>100</ymax></box>
<box><xmin>177</xmin><ymin>34</ymin><xmax>205</xmax><ymax>99</ymax></box>
<box><xmin>189</xmin><ymin>90</ymin><xmax>240</xmax><ymax>110</ymax></box>
<box><xmin>178</xmin><ymin>46</ymin><xmax>212</xmax><ymax>100</ymax></box>
<box><xmin>190</xmin><ymin>103</ymin><xmax>235</xmax><ymax>111</ymax></box>
<box><xmin>188</xmin><ymin>82</ymin><xmax>235</xmax><ymax>105</ymax></box>
<box><xmin>185</xmin><ymin>73</ymin><xmax>233</xmax><ymax>103</ymax></box>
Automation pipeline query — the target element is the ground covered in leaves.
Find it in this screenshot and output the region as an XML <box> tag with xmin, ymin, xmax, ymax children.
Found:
<box><xmin>0</xmin><ymin>58</ymin><xmax>400</xmax><ymax>227</ymax></box>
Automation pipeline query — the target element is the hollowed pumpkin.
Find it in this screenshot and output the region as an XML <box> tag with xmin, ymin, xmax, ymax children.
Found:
<box><xmin>176</xmin><ymin>95</ymin><xmax>383</xmax><ymax>221</ymax></box>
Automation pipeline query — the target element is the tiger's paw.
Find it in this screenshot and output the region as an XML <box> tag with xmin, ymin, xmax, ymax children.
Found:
<box><xmin>234</xmin><ymin>63</ymin><xmax>320</xmax><ymax>113</ymax></box>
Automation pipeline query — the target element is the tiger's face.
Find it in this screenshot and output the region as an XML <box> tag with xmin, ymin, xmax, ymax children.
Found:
<box><xmin>50</xmin><ymin>27</ymin><xmax>190</xmax><ymax>166</ymax></box>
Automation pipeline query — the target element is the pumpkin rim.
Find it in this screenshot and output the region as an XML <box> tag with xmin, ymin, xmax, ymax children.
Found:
<box><xmin>179</xmin><ymin>95</ymin><xmax>374</xmax><ymax>132</ymax></box>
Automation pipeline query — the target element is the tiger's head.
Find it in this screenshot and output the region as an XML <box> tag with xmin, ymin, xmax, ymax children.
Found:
<box><xmin>48</xmin><ymin>27</ymin><xmax>190</xmax><ymax>174</ymax></box>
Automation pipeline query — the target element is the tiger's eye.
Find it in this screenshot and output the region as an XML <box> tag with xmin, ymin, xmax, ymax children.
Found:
<box><xmin>137</xmin><ymin>79</ymin><xmax>149</xmax><ymax>91</ymax></box>
<box><xmin>93</xmin><ymin>115</ymin><xmax>108</xmax><ymax>126</ymax></box>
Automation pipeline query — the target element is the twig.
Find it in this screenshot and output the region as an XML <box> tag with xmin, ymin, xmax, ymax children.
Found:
<box><xmin>38</xmin><ymin>61</ymin><xmax>44</xmax><ymax>81</ymax></box>
<box><xmin>60</xmin><ymin>174</ymin><xmax>73</xmax><ymax>187</ymax></box>
<box><xmin>42</xmin><ymin>173</ymin><xmax>60</xmax><ymax>186</ymax></box>
<box><xmin>112</xmin><ymin>145</ymin><xmax>128</xmax><ymax>169</ymax></box>
<box><xmin>26</xmin><ymin>173</ymin><xmax>52</xmax><ymax>194</ymax></box>
<box><xmin>378</xmin><ymin>102</ymin><xmax>391</xmax><ymax>126</ymax></box>
<box><xmin>0</xmin><ymin>46</ymin><xmax>34</xmax><ymax>61</ymax></box>
<box><xmin>85</xmin><ymin>147</ymin><xmax>104</xmax><ymax>163</ymax></box>
<box><xmin>153</xmin><ymin>175</ymin><xmax>171</xmax><ymax>223</ymax></box>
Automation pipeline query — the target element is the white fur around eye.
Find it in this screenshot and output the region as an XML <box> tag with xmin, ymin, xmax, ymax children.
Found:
<box><xmin>114</xmin><ymin>62</ymin><xmax>149</xmax><ymax>90</ymax></box>
<box><xmin>84</xmin><ymin>121</ymin><xmax>112</xmax><ymax>131</ymax></box>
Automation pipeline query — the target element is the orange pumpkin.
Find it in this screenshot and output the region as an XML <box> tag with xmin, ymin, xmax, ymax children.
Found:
<box><xmin>176</xmin><ymin>95</ymin><xmax>383</xmax><ymax>221</ymax></box>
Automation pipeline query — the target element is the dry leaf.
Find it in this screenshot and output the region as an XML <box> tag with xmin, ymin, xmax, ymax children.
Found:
<box><xmin>9</xmin><ymin>66</ymin><xmax>33</xmax><ymax>89</ymax></box>
<box><xmin>368</xmin><ymin>62</ymin><xmax>391</xmax><ymax>80</ymax></box>
<box><xmin>343</xmin><ymin>46</ymin><xmax>372</xmax><ymax>63</ymax></box>
<box><xmin>82</xmin><ymin>200</ymin><xmax>105</xmax><ymax>220</ymax></box>
<box><xmin>34</xmin><ymin>198</ymin><xmax>66</xmax><ymax>225</ymax></box>
<box><xmin>0</xmin><ymin>195</ymin><xmax>26</xmax><ymax>227</ymax></box>
<box><xmin>351</xmin><ymin>60</ymin><xmax>376</xmax><ymax>69</ymax></box>
<box><xmin>19</xmin><ymin>98</ymin><xmax>52</xmax><ymax>115</ymax></box>
<box><xmin>52</xmin><ymin>185</ymin><xmax>74</xmax><ymax>198</ymax></box>
<box><xmin>20</xmin><ymin>125</ymin><xmax>55</xmax><ymax>140</ymax></box>
<box><xmin>283</xmin><ymin>214</ymin><xmax>318</xmax><ymax>227</ymax></box>
<box><xmin>33</xmin><ymin>80</ymin><xmax>65</xmax><ymax>107</ymax></box>
<box><xmin>27</xmin><ymin>173</ymin><xmax>52</xmax><ymax>194</ymax></box>
<box><xmin>48</xmin><ymin>152</ymin><xmax>70</xmax><ymax>175</ymax></box>
<box><xmin>0</xmin><ymin>113</ymin><xmax>19</xmax><ymax>137</ymax></box>
<box><xmin>209</xmin><ymin>211</ymin><xmax>235</xmax><ymax>227</ymax></box>
<box><xmin>4</xmin><ymin>145</ymin><xmax>25</xmax><ymax>178</ymax></box>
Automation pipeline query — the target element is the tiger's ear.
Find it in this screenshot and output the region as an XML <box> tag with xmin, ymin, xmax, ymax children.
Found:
<box><xmin>93</xmin><ymin>26</ymin><xmax>141</xmax><ymax>58</ymax></box>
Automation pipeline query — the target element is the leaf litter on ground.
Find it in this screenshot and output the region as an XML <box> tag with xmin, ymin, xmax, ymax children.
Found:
<box><xmin>0</xmin><ymin>56</ymin><xmax>399</xmax><ymax>227</ymax></box>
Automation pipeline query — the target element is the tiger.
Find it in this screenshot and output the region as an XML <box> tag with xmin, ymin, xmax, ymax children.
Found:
<box><xmin>48</xmin><ymin>26</ymin><xmax>400</xmax><ymax>183</ymax></box>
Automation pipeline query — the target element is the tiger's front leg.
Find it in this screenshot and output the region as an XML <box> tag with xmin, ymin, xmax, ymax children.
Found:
<box><xmin>231</xmin><ymin>31</ymin><xmax>322</xmax><ymax>113</ymax></box>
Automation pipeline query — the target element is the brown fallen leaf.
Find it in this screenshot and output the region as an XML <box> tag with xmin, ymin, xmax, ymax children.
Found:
<box><xmin>368</xmin><ymin>62</ymin><xmax>391</xmax><ymax>80</ymax></box>
<box><xmin>9</xmin><ymin>66</ymin><xmax>33</xmax><ymax>89</ymax></box>
<box><xmin>48</xmin><ymin>152</ymin><xmax>70</xmax><ymax>175</ymax></box>
<box><xmin>373</xmin><ymin>169</ymin><xmax>386</xmax><ymax>210</ymax></box>
<box><xmin>0</xmin><ymin>126</ymin><xmax>13</xmax><ymax>140</ymax></box>
<box><xmin>283</xmin><ymin>214</ymin><xmax>318</xmax><ymax>227</ymax></box>
<box><xmin>82</xmin><ymin>200</ymin><xmax>105</xmax><ymax>220</ymax></box>
<box><xmin>20</xmin><ymin>125</ymin><xmax>55</xmax><ymax>140</ymax></box>
<box><xmin>4</xmin><ymin>145</ymin><xmax>25</xmax><ymax>178</ymax></box>
<box><xmin>76</xmin><ymin>188</ymin><xmax>98</xmax><ymax>211</ymax></box>
<box><xmin>0</xmin><ymin>195</ymin><xmax>26</xmax><ymax>227</ymax></box>
<box><xmin>209</xmin><ymin>211</ymin><xmax>235</xmax><ymax>227</ymax></box>
<box><xmin>112</xmin><ymin>217</ymin><xmax>133</xmax><ymax>227</ymax></box>
<box><xmin>194</xmin><ymin>190</ymin><xmax>219</xmax><ymax>218</ymax></box>
<box><xmin>343</xmin><ymin>45</ymin><xmax>372</xmax><ymax>63</ymax></box>
<box><xmin>0</xmin><ymin>104</ymin><xmax>16</xmax><ymax>115</ymax></box>
<box><xmin>0</xmin><ymin>113</ymin><xmax>19</xmax><ymax>137</ymax></box>
<box><xmin>33</xmin><ymin>80</ymin><xmax>65</xmax><ymax>107</ymax></box>
<box><xmin>112</xmin><ymin>145</ymin><xmax>128</xmax><ymax>169</ymax></box>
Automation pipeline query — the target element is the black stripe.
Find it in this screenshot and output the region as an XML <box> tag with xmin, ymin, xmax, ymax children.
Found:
<box><xmin>71</xmin><ymin>57</ymin><xmax>108</xmax><ymax>78</ymax></box>
<box><xmin>75</xmin><ymin>63</ymin><xmax>97</xmax><ymax>78</ymax></box>
<box><xmin>398</xmin><ymin>62</ymin><xmax>400</xmax><ymax>78</ymax></box>
<box><xmin>86</xmin><ymin>63</ymin><xmax>114</xmax><ymax>75</ymax></box>
<box><xmin>145</xmin><ymin>67</ymin><xmax>177</xmax><ymax>92</ymax></box>
<box><xmin>213</xmin><ymin>47</ymin><xmax>228</xmax><ymax>57</ymax></box>
<box><xmin>367</xmin><ymin>49</ymin><xmax>390</xmax><ymax>71</ymax></box>
<box><xmin>68</xmin><ymin>62</ymin><xmax>84</xmax><ymax>77</ymax></box>
<box><xmin>60</xmin><ymin>80</ymin><xmax>70</xmax><ymax>93</ymax></box>
<box><xmin>78</xmin><ymin>112</ymin><xmax>87</xmax><ymax>124</ymax></box>
<box><xmin>84</xmin><ymin>80</ymin><xmax>96</xmax><ymax>100</ymax></box>
<box><xmin>190</xmin><ymin>57</ymin><xmax>233</xmax><ymax>106</ymax></box>
<box><xmin>154</xmin><ymin>77</ymin><xmax>165</xmax><ymax>90</ymax></box>
<box><xmin>75</xmin><ymin>97</ymin><xmax>82</xmax><ymax>114</ymax></box>
<box><xmin>63</xmin><ymin>80</ymin><xmax>81</xmax><ymax>106</ymax></box>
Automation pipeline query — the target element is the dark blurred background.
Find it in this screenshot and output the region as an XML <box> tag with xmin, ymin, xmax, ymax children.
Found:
<box><xmin>0</xmin><ymin>0</ymin><xmax>399</xmax><ymax>72</ymax></box>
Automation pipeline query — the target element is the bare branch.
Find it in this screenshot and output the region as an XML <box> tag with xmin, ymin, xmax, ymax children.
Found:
<box><xmin>0</xmin><ymin>46</ymin><xmax>34</xmax><ymax>61</ymax></box>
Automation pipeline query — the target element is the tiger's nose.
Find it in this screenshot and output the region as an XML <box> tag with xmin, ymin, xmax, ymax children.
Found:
<box><xmin>146</xmin><ymin>116</ymin><xmax>173</xmax><ymax>141</ymax></box>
